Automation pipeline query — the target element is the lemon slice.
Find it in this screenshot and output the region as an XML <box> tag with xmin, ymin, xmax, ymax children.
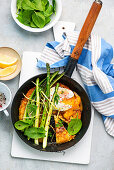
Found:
<box><xmin>0</xmin><ymin>65</ymin><xmax>17</xmax><ymax>77</ymax></box>
<box><xmin>0</xmin><ymin>54</ymin><xmax>17</xmax><ymax>68</ymax></box>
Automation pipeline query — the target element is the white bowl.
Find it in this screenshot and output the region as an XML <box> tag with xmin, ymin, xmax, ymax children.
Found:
<box><xmin>0</xmin><ymin>82</ymin><xmax>12</xmax><ymax>116</ymax></box>
<box><xmin>11</xmin><ymin>0</ymin><xmax>62</xmax><ymax>32</ymax></box>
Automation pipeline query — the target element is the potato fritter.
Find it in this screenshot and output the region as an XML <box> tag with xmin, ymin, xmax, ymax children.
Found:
<box><xmin>19</xmin><ymin>87</ymin><xmax>35</xmax><ymax>120</ymax></box>
<box><xmin>54</xmin><ymin>115</ymin><xmax>75</xmax><ymax>144</ymax></box>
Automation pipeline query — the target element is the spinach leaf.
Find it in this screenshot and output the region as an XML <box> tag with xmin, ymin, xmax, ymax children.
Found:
<box><xmin>42</xmin><ymin>0</ymin><xmax>48</xmax><ymax>6</ymax></box>
<box><xmin>24</xmin><ymin>127</ymin><xmax>46</xmax><ymax>139</ymax></box>
<box><xmin>44</xmin><ymin>5</ymin><xmax>53</xmax><ymax>17</ymax></box>
<box><xmin>15</xmin><ymin>120</ymin><xmax>30</xmax><ymax>130</ymax></box>
<box><xmin>23</xmin><ymin>119</ymin><xmax>34</xmax><ymax>125</ymax></box>
<box><xmin>52</xmin><ymin>0</ymin><xmax>56</xmax><ymax>13</ymax></box>
<box><xmin>17</xmin><ymin>10</ymin><xmax>33</xmax><ymax>26</ymax></box>
<box><xmin>17</xmin><ymin>0</ymin><xmax>23</xmax><ymax>10</ymax></box>
<box><xmin>30</xmin><ymin>21</ymin><xmax>37</xmax><ymax>27</ymax></box>
<box><xmin>22</xmin><ymin>0</ymin><xmax>36</xmax><ymax>10</ymax></box>
<box><xmin>33</xmin><ymin>0</ymin><xmax>45</xmax><ymax>11</ymax></box>
<box><xmin>17</xmin><ymin>10</ymin><xmax>23</xmax><ymax>23</ymax></box>
<box><xmin>67</xmin><ymin>118</ymin><xmax>82</xmax><ymax>135</ymax></box>
<box><xmin>32</xmin><ymin>12</ymin><xmax>45</xmax><ymax>28</ymax></box>
<box><xmin>45</xmin><ymin>17</ymin><xmax>51</xmax><ymax>25</ymax></box>
<box><xmin>45</xmin><ymin>1</ymin><xmax>49</xmax><ymax>10</ymax></box>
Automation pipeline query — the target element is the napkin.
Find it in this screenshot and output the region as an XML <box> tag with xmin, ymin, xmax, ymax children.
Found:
<box><xmin>37</xmin><ymin>31</ymin><xmax>114</xmax><ymax>137</ymax></box>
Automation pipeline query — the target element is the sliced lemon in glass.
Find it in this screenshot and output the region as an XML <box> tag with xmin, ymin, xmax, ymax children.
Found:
<box><xmin>0</xmin><ymin>65</ymin><xmax>17</xmax><ymax>77</ymax></box>
<box><xmin>0</xmin><ymin>54</ymin><xmax>17</xmax><ymax>68</ymax></box>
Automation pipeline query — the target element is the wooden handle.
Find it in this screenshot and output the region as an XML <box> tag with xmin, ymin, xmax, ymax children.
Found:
<box><xmin>71</xmin><ymin>0</ymin><xmax>102</xmax><ymax>59</ymax></box>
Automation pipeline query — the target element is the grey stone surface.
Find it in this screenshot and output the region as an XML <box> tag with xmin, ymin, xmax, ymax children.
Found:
<box><xmin>0</xmin><ymin>0</ymin><xmax>114</xmax><ymax>170</ymax></box>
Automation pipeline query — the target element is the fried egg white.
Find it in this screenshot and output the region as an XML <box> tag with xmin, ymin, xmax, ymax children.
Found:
<box><xmin>50</xmin><ymin>87</ymin><xmax>74</xmax><ymax>111</ymax></box>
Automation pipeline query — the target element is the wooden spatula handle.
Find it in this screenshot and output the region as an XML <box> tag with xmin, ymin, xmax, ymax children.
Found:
<box><xmin>71</xmin><ymin>0</ymin><xmax>102</xmax><ymax>60</ymax></box>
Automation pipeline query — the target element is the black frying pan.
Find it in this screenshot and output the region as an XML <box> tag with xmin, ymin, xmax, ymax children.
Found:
<box><xmin>11</xmin><ymin>73</ymin><xmax>91</xmax><ymax>152</ymax></box>
<box><xmin>11</xmin><ymin>0</ymin><xmax>102</xmax><ymax>152</ymax></box>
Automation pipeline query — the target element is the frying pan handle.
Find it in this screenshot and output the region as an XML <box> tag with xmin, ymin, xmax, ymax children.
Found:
<box><xmin>64</xmin><ymin>57</ymin><xmax>78</xmax><ymax>77</ymax></box>
<box><xmin>64</xmin><ymin>0</ymin><xmax>102</xmax><ymax>77</ymax></box>
<box><xmin>71</xmin><ymin>0</ymin><xmax>102</xmax><ymax>60</ymax></box>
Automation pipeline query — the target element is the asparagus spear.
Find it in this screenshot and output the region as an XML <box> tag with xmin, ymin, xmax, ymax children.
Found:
<box><xmin>50</xmin><ymin>72</ymin><xmax>65</xmax><ymax>87</ymax></box>
<box><xmin>40</xmin><ymin>63</ymin><xmax>50</xmax><ymax>127</ymax></box>
<box><xmin>46</xmin><ymin>63</ymin><xmax>50</xmax><ymax>98</ymax></box>
<box><xmin>40</xmin><ymin>71</ymin><xmax>59</xmax><ymax>90</ymax></box>
<box><xmin>50</xmin><ymin>71</ymin><xmax>59</xmax><ymax>82</ymax></box>
<box><xmin>43</xmin><ymin>83</ymin><xmax>59</xmax><ymax>149</ymax></box>
<box><xmin>34</xmin><ymin>78</ymin><xmax>40</xmax><ymax>145</ymax></box>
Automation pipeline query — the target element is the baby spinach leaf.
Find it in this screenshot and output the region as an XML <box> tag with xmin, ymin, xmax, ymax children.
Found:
<box><xmin>24</xmin><ymin>127</ymin><xmax>46</xmax><ymax>139</ymax></box>
<box><xmin>45</xmin><ymin>17</ymin><xmax>51</xmax><ymax>25</ymax></box>
<box><xmin>37</xmin><ymin>127</ymin><xmax>46</xmax><ymax>133</ymax></box>
<box><xmin>45</xmin><ymin>1</ymin><xmax>49</xmax><ymax>10</ymax></box>
<box><xmin>32</xmin><ymin>12</ymin><xmax>45</xmax><ymax>28</ymax></box>
<box><xmin>17</xmin><ymin>0</ymin><xmax>23</xmax><ymax>10</ymax></box>
<box><xmin>44</xmin><ymin>5</ymin><xmax>53</xmax><ymax>17</ymax></box>
<box><xmin>42</xmin><ymin>0</ymin><xmax>48</xmax><ymax>6</ymax></box>
<box><xmin>52</xmin><ymin>0</ymin><xmax>56</xmax><ymax>13</ymax></box>
<box><xmin>23</xmin><ymin>119</ymin><xmax>34</xmax><ymax>125</ymax></box>
<box><xmin>15</xmin><ymin>120</ymin><xmax>30</xmax><ymax>130</ymax></box>
<box><xmin>67</xmin><ymin>118</ymin><xmax>82</xmax><ymax>135</ymax></box>
<box><xmin>30</xmin><ymin>21</ymin><xmax>37</xmax><ymax>27</ymax></box>
<box><xmin>33</xmin><ymin>0</ymin><xmax>45</xmax><ymax>11</ymax></box>
<box><xmin>17</xmin><ymin>10</ymin><xmax>33</xmax><ymax>26</ymax></box>
<box><xmin>22</xmin><ymin>0</ymin><xmax>36</xmax><ymax>10</ymax></box>
<box><xmin>17</xmin><ymin>10</ymin><xmax>24</xmax><ymax>23</ymax></box>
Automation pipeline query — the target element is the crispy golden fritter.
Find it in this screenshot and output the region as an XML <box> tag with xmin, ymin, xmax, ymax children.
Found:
<box><xmin>58</xmin><ymin>92</ymin><xmax>82</xmax><ymax>123</ymax></box>
<box><xmin>19</xmin><ymin>87</ymin><xmax>35</xmax><ymax>120</ymax></box>
<box><xmin>54</xmin><ymin>115</ymin><xmax>75</xmax><ymax>144</ymax></box>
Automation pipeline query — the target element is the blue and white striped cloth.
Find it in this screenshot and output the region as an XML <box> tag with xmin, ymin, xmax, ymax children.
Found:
<box><xmin>37</xmin><ymin>31</ymin><xmax>114</xmax><ymax>137</ymax></box>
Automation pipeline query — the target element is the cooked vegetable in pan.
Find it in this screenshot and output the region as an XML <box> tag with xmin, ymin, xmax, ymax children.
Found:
<box><xmin>14</xmin><ymin>63</ymin><xmax>83</xmax><ymax>149</ymax></box>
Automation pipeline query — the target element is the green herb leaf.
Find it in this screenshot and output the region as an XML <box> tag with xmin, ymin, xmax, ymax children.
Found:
<box><xmin>67</xmin><ymin>118</ymin><xmax>82</xmax><ymax>135</ymax></box>
<box><xmin>42</xmin><ymin>0</ymin><xmax>48</xmax><ymax>6</ymax></box>
<box><xmin>22</xmin><ymin>0</ymin><xmax>36</xmax><ymax>10</ymax></box>
<box><xmin>55</xmin><ymin>123</ymin><xmax>60</xmax><ymax>127</ymax></box>
<box><xmin>45</xmin><ymin>17</ymin><xmax>51</xmax><ymax>25</ymax></box>
<box><xmin>55</xmin><ymin>119</ymin><xmax>63</xmax><ymax>127</ymax></box>
<box><xmin>54</xmin><ymin>93</ymin><xmax>60</xmax><ymax>104</ymax></box>
<box><xmin>58</xmin><ymin>119</ymin><xmax>63</xmax><ymax>123</ymax></box>
<box><xmin>24</xmin><ymin>127</ymin><xmax>46</xmax><ymax>139</ymax></box>
<box><xmin>17</xmin><ymin>10</ymin><xmax>33</xmax><ymax>26</ymax></box>
<box><xmin>48</xmin><ymin>131</ymin><xmax>52</xmax><ymax>137</ymax></box>
<box><xmin>32</xmin><ymin>12</ymin><xmax>45</xmax><ymax>28</ymax></box>
<box><xmin>27</xmin><ymin>103</ymin><xmax>37</xmax><ymax>116</ymax></box>
<box><xmin>17</xmin><ymin>0</ymin><xmax>23</xmax><ymax>10</ymax></box>
<box><xmin>45</xmin><ymin>1</ymin><xmax>49</xmax><ymax>10</ymax></box>
<box><xmin>23</xmin><ymin>119</ymin><xmax>34</xmax><ymax>125</ymax></box>
<box><xmin>30</xmin><ymin>21</ymin><xmax>37</xmax><ymax>27</ymax></box>
<box><xmin>44</xmin><ymin>5</ymin><xmax>53</xmax><ymax>17</ymax></box>
<box><xmin>14</xmin><ymin>120</ymin><xmax>30</xmax><ymax>130</ymax></box>
<box><xmin>52</xmin><ymin>0</ymin><xmax>56</xmax><ymax>13</ymax></box>
<box><xmin>33</xmin><ymin>0</ymin><xmax>45</xmax><ymax>11</ymax></box>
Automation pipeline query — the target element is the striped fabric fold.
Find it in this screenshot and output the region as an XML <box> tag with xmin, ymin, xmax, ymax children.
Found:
<box><xmin>37</xmin><ymin>31</ymin><xmax>114</xmax><ymax>137</ymax></box>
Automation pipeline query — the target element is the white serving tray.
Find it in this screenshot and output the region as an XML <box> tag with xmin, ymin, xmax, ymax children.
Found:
<box><xmin>11</xmin><ymin>21</ymin><xmax>94</xmax><ymax>164</ymax></box>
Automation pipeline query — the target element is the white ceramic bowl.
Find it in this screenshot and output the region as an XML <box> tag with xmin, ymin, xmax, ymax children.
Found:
<box><xmin>11</xmin><ymin>0</ymin><xmax>62</xmax><ymax>32</ymax></box>
<box><xmin>0</xmin><ymin>82</ymin><xmax>12</xmax><ymax>116</ymax></box>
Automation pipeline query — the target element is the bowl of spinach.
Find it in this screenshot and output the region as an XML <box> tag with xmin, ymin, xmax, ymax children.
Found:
<box><xmin>11</xmin><ymin>0</ymin><xmax>62</xmax><ymax>32</ymax></box>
